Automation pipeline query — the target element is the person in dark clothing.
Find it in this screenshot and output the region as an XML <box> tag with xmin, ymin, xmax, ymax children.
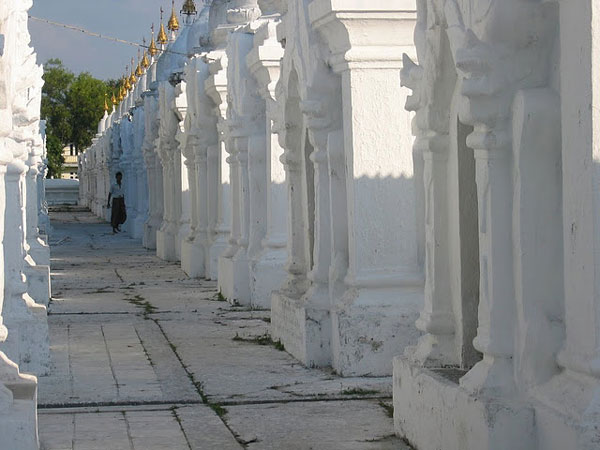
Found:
<box><xmin>107</xmin><ymin>172</ymin><xmax>126</xmax><ymax>234</ymax></box>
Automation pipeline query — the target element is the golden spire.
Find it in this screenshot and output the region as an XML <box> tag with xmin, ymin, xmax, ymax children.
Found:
<box><xmin>149</xmin><ymin>24</ymin><xmax>159</xmax><ymax>56</ymax></box>
<box><xmin>111</xmin><ymin>92</ymin><xmax>117</xmax><ymax>106</ymax></box>
<box><xmin>129</xmin><ymin>58</ymin><xmax>137</xmax><ymax>87</ymax></box>
<box><xmin>168</xmin><ymin>0</ymin><xmax>180</xmax><ymax>32</ymax></box>
<box><xmin>118</xmin><ymin>82</ymin><xmax>125</xmax><ymax>102</ymax></box>
<box><xmin>157</xmin><ymin>8</ymin><xmax>168</xmax><ymax>45</ymax></box>
<box><xmin>142</xmin><ymin>51</ymin><xmax>150</xmax><ymax>69</ymax></box>
<box><xmin>135</xmin><ymin>49</ymin><xmax>143</xmax><ymax>76</ymax></box>
<box><xmin>124</xmin><ymin>69</ymin><xmax>131</xmax><ymax>91</ymax></box>
<box><xmin>103</xmin><ymin>93</ymin><xmax>109</xmax><ymax>112</ymax></box>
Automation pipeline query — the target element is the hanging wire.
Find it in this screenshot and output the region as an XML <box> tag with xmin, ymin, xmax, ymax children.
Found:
<box><xmin>28</xmin><ymin>15</ymin><xmax>188</xmax><ymax>56</ymax></box>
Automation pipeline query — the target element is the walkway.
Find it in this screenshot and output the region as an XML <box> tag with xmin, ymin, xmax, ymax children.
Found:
<box><xmin>38</xmin><ymin>208</ymin><xmax>408</xmax><ymax>450</ymax></box>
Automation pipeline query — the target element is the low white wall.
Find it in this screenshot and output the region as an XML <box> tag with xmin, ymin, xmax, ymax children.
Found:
<box><xmin>45</xmin><ymin>179</ymin><xmax>79</xmax><ymax>206</ymax></box>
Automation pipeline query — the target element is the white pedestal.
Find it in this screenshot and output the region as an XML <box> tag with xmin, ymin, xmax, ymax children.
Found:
<box><xmin>181</xmin><ymin>237</ymin><xmax>205</xmax><ymax>278</ymax></box>
<box><xmin>393</xmin><ymin>356</ymin><xmax>535</xmax><ymax>450</ymax></box>
<box><xmin>271</xmin><ymin>289</ymin><xmax>331</xmax><ymax>368</ymax></box>
<box><xmin>156</xmin><ymin>229</ymin><xmax>177</xmax><ymax>261</ymax></box>
<box><xmin>24</xmin><ymin>265</ymin><xmax>51</xmax><ymax>307</ymax></box>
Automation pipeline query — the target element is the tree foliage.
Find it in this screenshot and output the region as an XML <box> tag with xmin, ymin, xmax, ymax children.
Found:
<box><xmin>41</xmin><ymin>59</ymin><xmax>111</xmax><ymax>177</ymax></box>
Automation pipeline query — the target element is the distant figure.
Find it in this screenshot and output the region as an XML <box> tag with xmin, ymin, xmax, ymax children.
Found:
<box><xmin>107</xmin><ymin>172</ymin><xmax>126</xmax><ymax>234</ymax></box>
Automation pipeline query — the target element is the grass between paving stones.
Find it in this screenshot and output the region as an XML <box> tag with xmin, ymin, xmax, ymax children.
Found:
<box><xmin>169</xmin><ymin>406</ymin><xmax>193</xmax><ymax>449</ymax></box>
<box><xmin>87</xmin><ymin>286</ymin><xmax>114</xmax><ymax>294</ymax></box>
<box><xmin>151</xmin><ymin>318</ymin><xmax>246</xmax><ymax>446</ymax></box>
<box><xmin>134</xmin><ymin>330</ymin><xmax>155</xmax><ymax>367</ymax></box>
<box><xmin>125</xmin><ymin>294</ymin><xmax>158</xmax><ymax>319</ymax></box>
<box><xmin>341</xmin><ymin>387</ymin><xmax>381</xmax><ymax>396</ymax></box>
<box><xmin>232</xmin><ymin>332</ymin><xmax>285</xmax><ymax>351</ymax></box>
<box><xmin>378</xmin><ymin>400</ymin><xmax>394</xmax><ymax>418</ymax></box>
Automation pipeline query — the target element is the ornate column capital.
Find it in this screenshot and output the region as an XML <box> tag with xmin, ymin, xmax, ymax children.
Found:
<box><xmin>247</xmin><ymin>20</ymin><xmax>284</xmax><ymax>102</ymax></box>
<box><xmin>308</xmin><ymin>0</ymin><xmax>417</xmax><ymax>72</ymax></box>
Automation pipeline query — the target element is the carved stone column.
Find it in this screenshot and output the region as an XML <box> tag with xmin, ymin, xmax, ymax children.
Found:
<box><xmin>205</xmin><ymin>55</ymin><xmax>232</xmax><ymax>281</ymax></box>
<box><xmin>309</xmin><ymin>0</ymin><xmax>422</xmax><ymax>376</ymax></box>
<box><xmin>1</xmin><ymin>159</ymin><xmax>49</xmax><ymax>376</ymax></box>
<box><xmin>156</xmin><ymin>82</ymin><xmax>178</xmax><ymax>261</ymax></box>
<box><xmin>247</xmin><ymin>17</ymin><xmax>287</xmax><ymax>309</ymax></box>
<box><xmin>142</xmin><ymin>92</ymin><xmax>161</xmax><ymax>249</ymax></box>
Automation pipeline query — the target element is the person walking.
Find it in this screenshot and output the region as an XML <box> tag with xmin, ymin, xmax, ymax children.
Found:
<box><xmin>107</xmin><ymin>172</ymin><xmax>126</xmax><ymax>234</ymax></box>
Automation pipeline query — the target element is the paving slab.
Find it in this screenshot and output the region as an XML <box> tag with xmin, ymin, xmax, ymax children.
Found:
<box><xmin>224</xmin><ymin>399</ymin><xmax>408</xmax><ymax>450</ymax></box>
<box><xmin>38</xmin><ymin>210</ymin><xmax>410</xmax><ymax>450</ymax></box>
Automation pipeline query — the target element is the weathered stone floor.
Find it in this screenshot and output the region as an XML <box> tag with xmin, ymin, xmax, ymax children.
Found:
<box><xmin>38</xmin><ymin>208</ymin><xmax>409</xmax><ymax>450</ymax></box>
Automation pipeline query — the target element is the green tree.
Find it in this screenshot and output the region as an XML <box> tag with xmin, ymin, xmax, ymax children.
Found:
<box><xmin>45</xmin><ymin>134</ymin><xmax>64</xmax><ymax>179</ymax></box>
<box><xmin>41</xmin><ymin>59</ymin><xmax>74</xmax><ymax>177</ymax></box>
<box><xmin>67</xmin><ymin>73</ymin><xmax>108</xmax><ymax>153</ymax></box>
<box><xmin>41</xmin><ymin>59</ymin><xmax>111</xmax><ymax>177</ymax></box>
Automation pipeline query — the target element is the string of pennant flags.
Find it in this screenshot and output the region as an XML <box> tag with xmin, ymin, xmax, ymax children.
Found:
<box><xmin>28</xmin><ymin>15</ymin><xmax>188</xmax><ymax>57</ymax></box>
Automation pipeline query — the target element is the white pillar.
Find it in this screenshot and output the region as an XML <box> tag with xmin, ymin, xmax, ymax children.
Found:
<box><xmin>1</xmin><ymin>159</ymin><xmax>49</xmax><ymax>376</ymax></box>
<box><xmin>247</xmin><ymin>18</ymin><xmax>287</xmax><ymax>309</ymax></box>
<box><xmin>310</xmin><ymin>1</ymin><xmax>422</xmax><ymax>375</ymax></box>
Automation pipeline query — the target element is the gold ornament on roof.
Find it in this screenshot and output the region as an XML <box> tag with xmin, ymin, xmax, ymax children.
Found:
<box><xmin>149</xmin><ymin>25</ymin><xmax>159</xmax><ymax>56</ymax></box>
<box><xmin>135</xmin><ymin>50</ymin><xmax>143</xmax><ymax>76</ymax></box>
<box><xmin>168</xmin><ymin>0</ymin><xmax>180</xmax><ymax>32</ymax></box>
<box><xmin>157</xmin><ymin>7</ymin><xmax>168</xmax><ymax>45</ymax></box>
<box><xmin>142</xmin><ymin>51</ymin><xmax>150</xmax><ymax>69</ymax></box>
<box><xmin>124</xmin><ymin>70</ymin><xmax>131</xmax><ymax>91</ymax></box>
<box><xmin>103</xmin><ymin>93</ymin><xmax>109</xmax><ymax>112</ymax></box>
<box><xmin>111</xmin><ymin>92</ymin><xmax>117</xmax><ymax>105</ymax></box>
<box><xmin>129</xmin><ymin>59</ymin><xmax>137</xmax><ymax>87</ymax></box>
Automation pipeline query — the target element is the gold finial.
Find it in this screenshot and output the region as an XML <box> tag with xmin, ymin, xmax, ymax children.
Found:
<box><xmin>168</xmin><ymin>0</ymin><xmax>180</xmax><ymax>32</ymax></box>
<box><xmin>111</xmin><ymin>92</ymin><xmax>117</xmax><ymax>105</ymax></box>
<box><xmin>129</xmin><ymin>58</ymin><xmax>137</xmax><ymax>86</ymax></box>
<box><xmin>157</xmin><ymin>8</ymin><xmax>168</xmax><ymax>45</ymax></box>
<box><xmin>118</xmin><ymin>82</ymin><xmax>125</xmax><ymax>102</ymax></box>
<box><xmin>181</xmin><ymin>0</ymin><xmax>197</xmax><ymax>16</ymax></box>
<box><xmin>135</xmin><ymin>49</ymin><xmax>143</xmax><ymax>76</ymax></box>
<box><xmin>142</xmin><ymin>51</ymin><xmax>150</xmax><ymax>69</ymax></box>
<box><xmin>103</xmin><ymin>93</ymin><xmax>109</xmax><ymax>112</ymax></box>
<box><xmin>124</xmin><ymin>70</ymin><xmax>131</xmax><ymax>91</ymax></box>
<box><xmin>158</xmin><ymin>23</ymin><xmax>168</xmax><ymax>44</ymax></box>
<box><xmin>149</xmin><ymin>25</ymin><xmax>159</xmax><ymax>56</ymax></box>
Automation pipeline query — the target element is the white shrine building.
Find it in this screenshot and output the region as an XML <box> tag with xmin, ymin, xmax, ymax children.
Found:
<box><xmin>0</xmin><ymin>0</ymin><xmax>597</xmax><ymax>448</ymax></box>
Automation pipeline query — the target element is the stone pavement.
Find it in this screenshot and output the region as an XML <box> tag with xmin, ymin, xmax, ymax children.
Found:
<box><xmin>38</xmin><ymin>208</ymin><xmax>410</xmax><ymax>450</ymax></box>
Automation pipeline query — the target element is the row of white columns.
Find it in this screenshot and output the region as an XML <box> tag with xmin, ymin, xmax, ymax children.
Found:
<box><xmin>79</xmin><ymin>1</ymin><xmax>600</xmax><ymax>448</ymax></box>
<box><xmin>0</xmin><ymin>0</ymin><xmax>53</xmax><ymax>447</ymax></box>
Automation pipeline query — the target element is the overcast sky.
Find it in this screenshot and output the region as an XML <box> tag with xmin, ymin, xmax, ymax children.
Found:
<box><xmin>29</xmin><ymin>0</ymin><xmax>172</xmax><ymax>80</ymax></box>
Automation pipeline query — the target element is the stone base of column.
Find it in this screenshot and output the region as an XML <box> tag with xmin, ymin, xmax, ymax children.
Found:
<box><xmin>125</xmin><ymin>212</ymin><xmax>138</xmax><ymax>237</ymax></box>
<box><xmin>143</xmin><ymin>220</ymin><xmax>160</xmax><ymax>249</ymax></box>
<box><xmin>217</xmin><ymin>251</ymin><xmax>250</xmax><ymax>305</ymax></box>
<box><xmin>249</xmin><ymin>246</ymin><xmax>286</xmax><ymax>309</ymax></box>
<box><xmin>271</xmin><ymin>290</ymin><xmax>331</xmax><ymax>368</ymax></box>
<box><xmin>27</xmin><ymin>239</ymin><xmax>50</xmax><ymax>267</ymax></box>
<box><xmin>176</xmin><ymin>225</ymin><xmax>190</xmax><ymax>261</ymax></box>
<box><xmin>331</xmin><ymin>285</ymin><xmax>422</xmax><ymax>376</ymax></box>
<box><xmin>393</xmin><ymin>356</ymin><xmax>536</xmax><ymax>450</ymax></box>
<box><xmin>24</xmin><ymin>265</ymin><xmax>51</xmax><ymax>306</ymax></box>
<box><xmin>0</xmin><ymin>353</ymin><xmax>38</xmax><ymax>450</ymax></box>
<box><xmin>218</xmin><ymin>254</ymin><xmax>234</xmax><ymax>300</ymax></box>
<box><xmin>132</xmin><ymin>215</ymin><xmax>146</xmax><ymax>240</ymax></box>
<box><xmin>156</xmin><ymin>229</ymin><xmax>177</xmax><ymax>261</ymax></box>
<box><xmin>181</xmin><ymin>238</ymin><xmax>205</xmax><ymax>278</ymax></box>
<box><xmin>208</xmin><ymin>234</ymin><xmax>228</xmax><ymax>281</ymax></box>
<box><xmin>532</xmin><ymin>370</ymin><xmax>600</xmax><ymax>450</ymax></box>
<box><xmin>38</xmin><ymin>215</ymin><xmax>52</xmax><ymax>238</ymax></box>
<box><xmin>1</xmin><ymin>296</ymin><xmax>50</xmax><ymax>376</ymax></box>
